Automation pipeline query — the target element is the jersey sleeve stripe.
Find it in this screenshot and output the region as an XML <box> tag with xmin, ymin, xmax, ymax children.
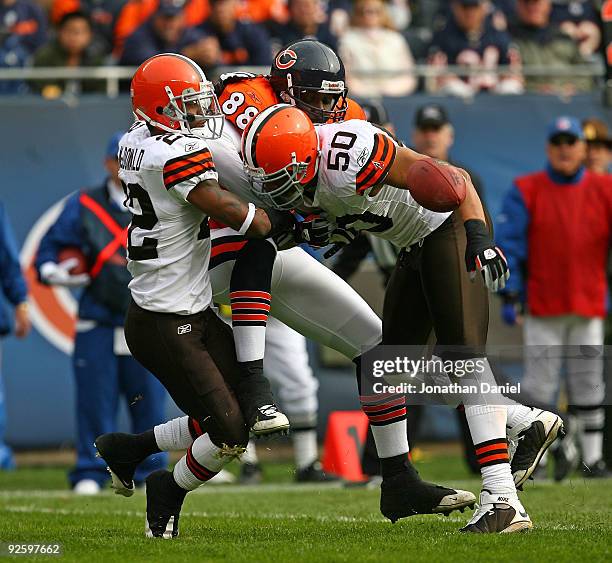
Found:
<box><xmin>356</xmin><ymin>134</ymin><xmax>396</xmax><ymax>194</ymax></box>
<box><xmin>164</xmin><ymin>160</ymin><xmax>215</xmax><ymax>190</ymax></box>
<box><xmin>164</xmin><ymin>157</ymin><xmax>215</xmax><ymax>184</ymax></box>
<box><xmin>164</xmin><ymin>148</ymin><xmax>212</xmax><ymax>170</ymax></box>
<box><xmin>164</xmin><ymin>164</ymin><xmax>216</xmax><ymax>190</ymax></box>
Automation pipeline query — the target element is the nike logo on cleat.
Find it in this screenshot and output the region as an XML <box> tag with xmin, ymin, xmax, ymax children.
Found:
<box><xmin>519</xmin><ymin>510</ymin><xmax>528</xmax><ymax>518</ymax></box>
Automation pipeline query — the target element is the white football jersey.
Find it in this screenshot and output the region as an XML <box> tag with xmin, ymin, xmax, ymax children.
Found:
<box><xmin>206</xmin><ymin>124</ymin><xmax>272</xmax><ymax>208</ymax></box>
<box><xmin>315</xmin><ymin>120</ymin><xmax>450</xmax><ymax>249</ymax></box>
<box><xmin>119</xmin><ymin>121</ymin><xmax>217</xmax><ymax>315</ymax></box>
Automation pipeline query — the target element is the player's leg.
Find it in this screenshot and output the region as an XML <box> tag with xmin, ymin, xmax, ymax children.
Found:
<box><xmin>70</xmin><ymin>325</ymin><xmax>119</xmax><ymax>493</ymax></box>
<box><xmin>566</xmin><ymin>316</ymin><xmax>608</xmax><ymax>476</ymax></box>
<box><xmin>521</xmin><ymin>314</ymin><xmax>574</xmax><ymax>480</ymax></box>
<box><xmin>262</xmin><ymin>317</ymin><xmax>334</xmax><ymax>481</ymax></box>
<box><xmin>105</xmin><ymin>302</ymin><xmax>248</xmax><ymax>538</ymax></box>
<box><xmin>417</xmin><ymin>215</ymin><xmax>530</xmax><ymax>532</ymax></box>
<box><xmin>210</xmin><ymin>227</ymin><xmax>289</xmax><ymax>435</ymax></box>
<box><xmin>378</xmin><ymin>240</ymin><xmax>475</xmax><ymax>521</ymax></box>
<box><xmin>117</xmin><ymin>354</ymin><xmax>169</xmax><ymax>485</ymax></box>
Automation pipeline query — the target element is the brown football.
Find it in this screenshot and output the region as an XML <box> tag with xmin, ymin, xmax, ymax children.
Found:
<box><xmin>58</xmin><ymin>247</ymin><xmax>89</xmax><ymax>275</ymax></box>
<box><xmin>406</xmin><ymin>158</ymin><xmax>467</xmax><ymax>212</ymax></box>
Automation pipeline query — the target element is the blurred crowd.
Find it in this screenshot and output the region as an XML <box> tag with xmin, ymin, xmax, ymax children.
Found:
<box><xmin>0</xmin><ymin>0</ymin><xmax>607</xmax><ymax>97</ymax></box>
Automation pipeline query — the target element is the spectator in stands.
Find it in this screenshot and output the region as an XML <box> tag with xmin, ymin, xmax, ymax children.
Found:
<box><xmin>583</xmin><ymin>117</ymin><xmax>612</xmax><ymax>174</ymax></box>
<box><xmin>36</xmin><ymin>133</ymin><xmax>168</xmax><ymax>494</ymax></box>
<box><xmin>497</xmin><ymin>116</ymin><xmax>612</xmax><ymax>479</ymax></box>
<box><xmin>0</xmin><ymin>201</ymin><xmax>30</xmax><ymax>470</ymax></box>
<box><xmin>338</xmin><ymin>0</ymin><xmax>416</xmax><ymax>97</ymax></box>
<box><xmin>0</xmin><ymin>0</ymin><xmax>47</xmax><ymax>55</ymax></box>
<box><xmin>0</xmin><ymin>0</ymin><xmax>47</xmax><ymax>93</ymax></box>
<box><xmin>50</xmin><ymin>0</ymin><xmax>127</xmax><ymax>57</ymax></box>
<box><xmin>550</xmin><ymin>0</ymin><xmax>601</xmax><ymax>57</ymax></box>
<box><xmin>429</xmin><ymin>0</ymin><xmax>524</xmax><ymax>97</ymax></box>
<box><xmin>119</xmin><ymin>0</ymin><xmax>205</xmax><ymax>67</ymax></box>
<box><xmin>30</xmin><ymin>11</ymin><xmax>105</xmax><ymax>97</ymax></box>
<box><xmin>197</xmin><ymin>0</ymin><xmax>272</xmax><ymax>66</ymax></box>
<box><xmin>270</xmin><ymin>0</ymin><xmax>338</xmax><ymax>54</ymax></box>
<box><xmin>508</xmin><ymin>0</ymin><xmax>592</xmax><ymax>93</ymax></box>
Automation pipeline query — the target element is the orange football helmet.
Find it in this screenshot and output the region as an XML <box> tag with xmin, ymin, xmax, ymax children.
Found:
<box><xmin>241</xmin><ymin>104</ymin><xmax>319</xmax><ymax>210</ymax></box>
<box><xmin>131</xmin><ymin>53</ymin><xmax>223</xmax><ymax>139</ymax></box>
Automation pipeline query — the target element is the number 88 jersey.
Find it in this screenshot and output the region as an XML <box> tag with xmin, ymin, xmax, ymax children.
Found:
<box><xmin>217</xmin><ymin>75</ymin><xmax>279</xmax><ymax>132</ymax></box>
<box><xmin>314</xmin><ymin>119</ymin><xmax>450</xmax><ymax>249</ymax></box>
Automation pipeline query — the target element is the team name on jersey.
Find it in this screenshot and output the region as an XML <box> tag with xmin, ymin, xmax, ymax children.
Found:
<box><xmin>119</xmin><ymin>146</ymin><xmax>145</xmax><ymax>171</ymax></box>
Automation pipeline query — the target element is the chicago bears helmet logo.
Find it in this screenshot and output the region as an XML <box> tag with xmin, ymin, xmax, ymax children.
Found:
<box><xmin>275</xmin><ymin>49</ymin><xmax>298</xmax><ymax>70</ymax></box>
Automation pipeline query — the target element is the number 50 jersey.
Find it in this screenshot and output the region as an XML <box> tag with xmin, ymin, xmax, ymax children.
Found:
<box><xmin>118</xmin><ymin>121</ymin><xmax>217</xmax><ymax>315</ymax></box>
<box><xmin>314</xmin><ymin>120</ymin><xmax>450</xmax><ymax>249</ymax></box>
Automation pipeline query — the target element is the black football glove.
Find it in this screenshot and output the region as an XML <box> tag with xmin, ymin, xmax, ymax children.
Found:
<box><xmin>294</xmin><ymin>214</ymin><xmax>335</xmax><ymax>248</ymax></box>
<box><xmin>323</xmin><ymin>226</ymin><xmax>360</xmax><ymax>259</ymax></box>
<box><xmin>464</xmin><ymin>219</ymin><xmax>509</xmax><ymax>292</ymax></box>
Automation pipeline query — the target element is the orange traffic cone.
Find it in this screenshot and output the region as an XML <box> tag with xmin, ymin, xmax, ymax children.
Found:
<box><xmin>322</xmin><ymin>411</ymin><xmax>369</xmax><ymax>482</ymax></box>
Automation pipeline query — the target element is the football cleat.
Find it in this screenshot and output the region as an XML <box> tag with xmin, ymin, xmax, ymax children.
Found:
<box><xmin>95</xmin><ymin>433</ymin><xmax>147</xmax><ymax>497</ymax></box>
<box><xmin>460</xmin><ymin>490</ymin><xmax>532</xmax><ymax>533</ymax></box>
<box><xmin>380</xmin><ymin>472</ymin><xmax>476</xmax><ymax>523</ymax></box>
<box><xmin>508</xmin><ymin>409</ymin><xmax>564</xmax><ymax>488</ymax></box>
<box><xmin>295</xmin><ymin>461</ymin><xmax>339</xmax><ymax>483</ymax></box>
<box><xmin>249</xmin><ymin>404</ymin><xmax>290</xmax><ymax>437</ymax></box>
<box><xmin>582</xmin><ymin>459</ymin><xmax>611</xmax><ymax>479</ymax></box>
<box><xmin>145</xmin><ymin>470</ymin><xmax>187</xmax><ymax>539</ymax></box>
<box><xmin>553</xmin><ymin>416</ymin><xmax>580</xmax><ymax>482</ymax></box>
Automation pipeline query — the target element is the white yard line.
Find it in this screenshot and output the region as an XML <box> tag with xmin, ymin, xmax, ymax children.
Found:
<box><xmin>3</xmin><ymin>504</ymin><xmax>386</xmax><ymax>524</ymax></box>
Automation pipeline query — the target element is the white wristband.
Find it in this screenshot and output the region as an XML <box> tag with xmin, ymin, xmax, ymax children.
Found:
<box><xmin>238</xmin><ymin>203</ymin><xmax>256</xmax><ymax>235</ymax></box>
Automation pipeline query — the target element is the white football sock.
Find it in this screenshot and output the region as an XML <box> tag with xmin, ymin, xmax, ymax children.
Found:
<box><xmin>371</xmin><ymin>420</ymin><xmax>410</xmax><ymax>459</ymax></box>
<box><xmin>292</xmin><ymin>429</ymin><xmax>318</xmax><ymax>470</ymax></box>
<box><xmin>575</xmin><ymin>407</ymin><xmax>604</xmax><ymax>466</ymax></box>
<box><xmin>154</xmin><ymin>416</ymin><xmax>192</xmax><ymax>451</ymax></box>
<box><xmin>240</xmin><ymin>440</ymin><xmax>259</xmax><ymax>465</ymax></box>
<box><xmin>465</xmin><ymin>404</ymin><xmax>516</xmax><ymax>495</ymax></box>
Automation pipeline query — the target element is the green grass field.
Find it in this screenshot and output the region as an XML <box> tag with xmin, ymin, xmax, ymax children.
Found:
<box><xmin>1</xmin><ymin>454</ymin><xmax>610</xmax><ymax>563</ymax></box>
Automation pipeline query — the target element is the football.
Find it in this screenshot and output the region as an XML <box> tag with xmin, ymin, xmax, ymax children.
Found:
<box><xmin>406</xmin><ymin>158</ymin><xmax>467</xmax><ymax>212</ymax></box>
<box><xmin>58</xmin><ymin>246</ymin><xmax>89</xmax><ymax>275</ymax></box>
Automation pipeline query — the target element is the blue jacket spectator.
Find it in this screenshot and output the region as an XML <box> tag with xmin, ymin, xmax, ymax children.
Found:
<box><xmin>0</xmin><ymin>0</ymin><xmax>47</xmax><ymax>93</ymax></box>
<box><xmin>199</xmin><ymin>0</ymin><xmax>272</xmax><ymax>66</ymax></box>
<box><xmin>119</xmin><ymin>0</ymin><xmax>204</xmax><ymax>66</ymax></box>
<box><xmin>0</xmin><ymin>0</ymin><xmax>47</xmax><ymax>55</ymax></box>
<box><xmin>0</xmin><ymin>202</ymin><xmax>27</xmax><ymax>336</ymax></box>
<box><xmin>0</xmin><ymin>200</ymin><xmax>30</xmax><ymax>470</ymax></box>
<box><xmin>35</xmin><ymin>133</ymin><xmax>168</xmax><ymax>492</ymax></box>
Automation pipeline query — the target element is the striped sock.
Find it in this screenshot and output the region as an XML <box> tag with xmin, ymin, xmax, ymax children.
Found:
<box><xmin>173</xmin><ymin>434</ymin><xmax>228</xmax><ymax>491</ymax></box>
<box><xmin>230</xmin><ymin>290</ymin><xmax>271</xmax><ymax>362</ymax></box>
<box><xmin>360</xmin><ymin>392</ymin><xmax>409</xmax><ymax>459</ymax></box>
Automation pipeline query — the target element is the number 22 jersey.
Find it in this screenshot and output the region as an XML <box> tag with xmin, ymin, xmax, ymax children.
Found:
<box><xmin>314</xmin><ymin>120</ymin><xmax>450</xmax><ymax>249</ymax></box>
<box><xmin>118</xmin><ymin>121</ymin><xmax>217</xmax><ymax>315</ymax></box>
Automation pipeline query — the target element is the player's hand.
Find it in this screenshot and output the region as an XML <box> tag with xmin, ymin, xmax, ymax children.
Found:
<box><xmin>294</xmin><ymin>214</ymin><xmax>334</xmax><ymax>249</ymax></box>
<box><xmin>40</xmin><ymin>259</ymin><xmax>91</xmax><ymax>287</ymax></box>
<box><xmin>323</xmin><ymin>226</ymin><xmax>359</xmax><ymax>259</ymax></box>
<box><xmin>464</xmin><ymin>219</ymin><xmax>509</xmax><ymax>292</ymax></box>
<box><xmin>14</xmin><ymin>302</ymin><xmax>31</xmax><ymax>338</ymax></box>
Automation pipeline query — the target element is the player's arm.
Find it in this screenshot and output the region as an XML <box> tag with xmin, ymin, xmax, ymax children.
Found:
<box><xmin>385</xmin><ymin>147</ymin><xmax>508</xmax><ymax>291</ymax></box>
<box><xmin>187</xmin><ymin>179</ymin><xmax>293</xmax><ymax>238</ymax></box>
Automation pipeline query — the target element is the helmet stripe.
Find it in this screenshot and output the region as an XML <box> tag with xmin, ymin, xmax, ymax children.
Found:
<box><xmin>168</xmin><ymin>52</ymin><xmax>209</xmax><ymax>82</ymax></box>
<box><xmin>243</xmin><ymin>104</ymin><xmax>290</xmax><ymax>169</ymax></box>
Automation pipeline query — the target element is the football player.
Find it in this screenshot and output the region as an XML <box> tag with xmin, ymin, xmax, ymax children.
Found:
<box><xmin>111</xmin><ymin>53</ymin><xmax>319</xmax><ymax>538</ymax></box>
<box><xmin>98</xmin><ymin>41</ymin><xmax>479</xmax><ymax>527</ymax></box>
<box><xmin>240</xmin><ymin>104</ymin><xmax>566</xmax><ymax>533</ymax></box>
